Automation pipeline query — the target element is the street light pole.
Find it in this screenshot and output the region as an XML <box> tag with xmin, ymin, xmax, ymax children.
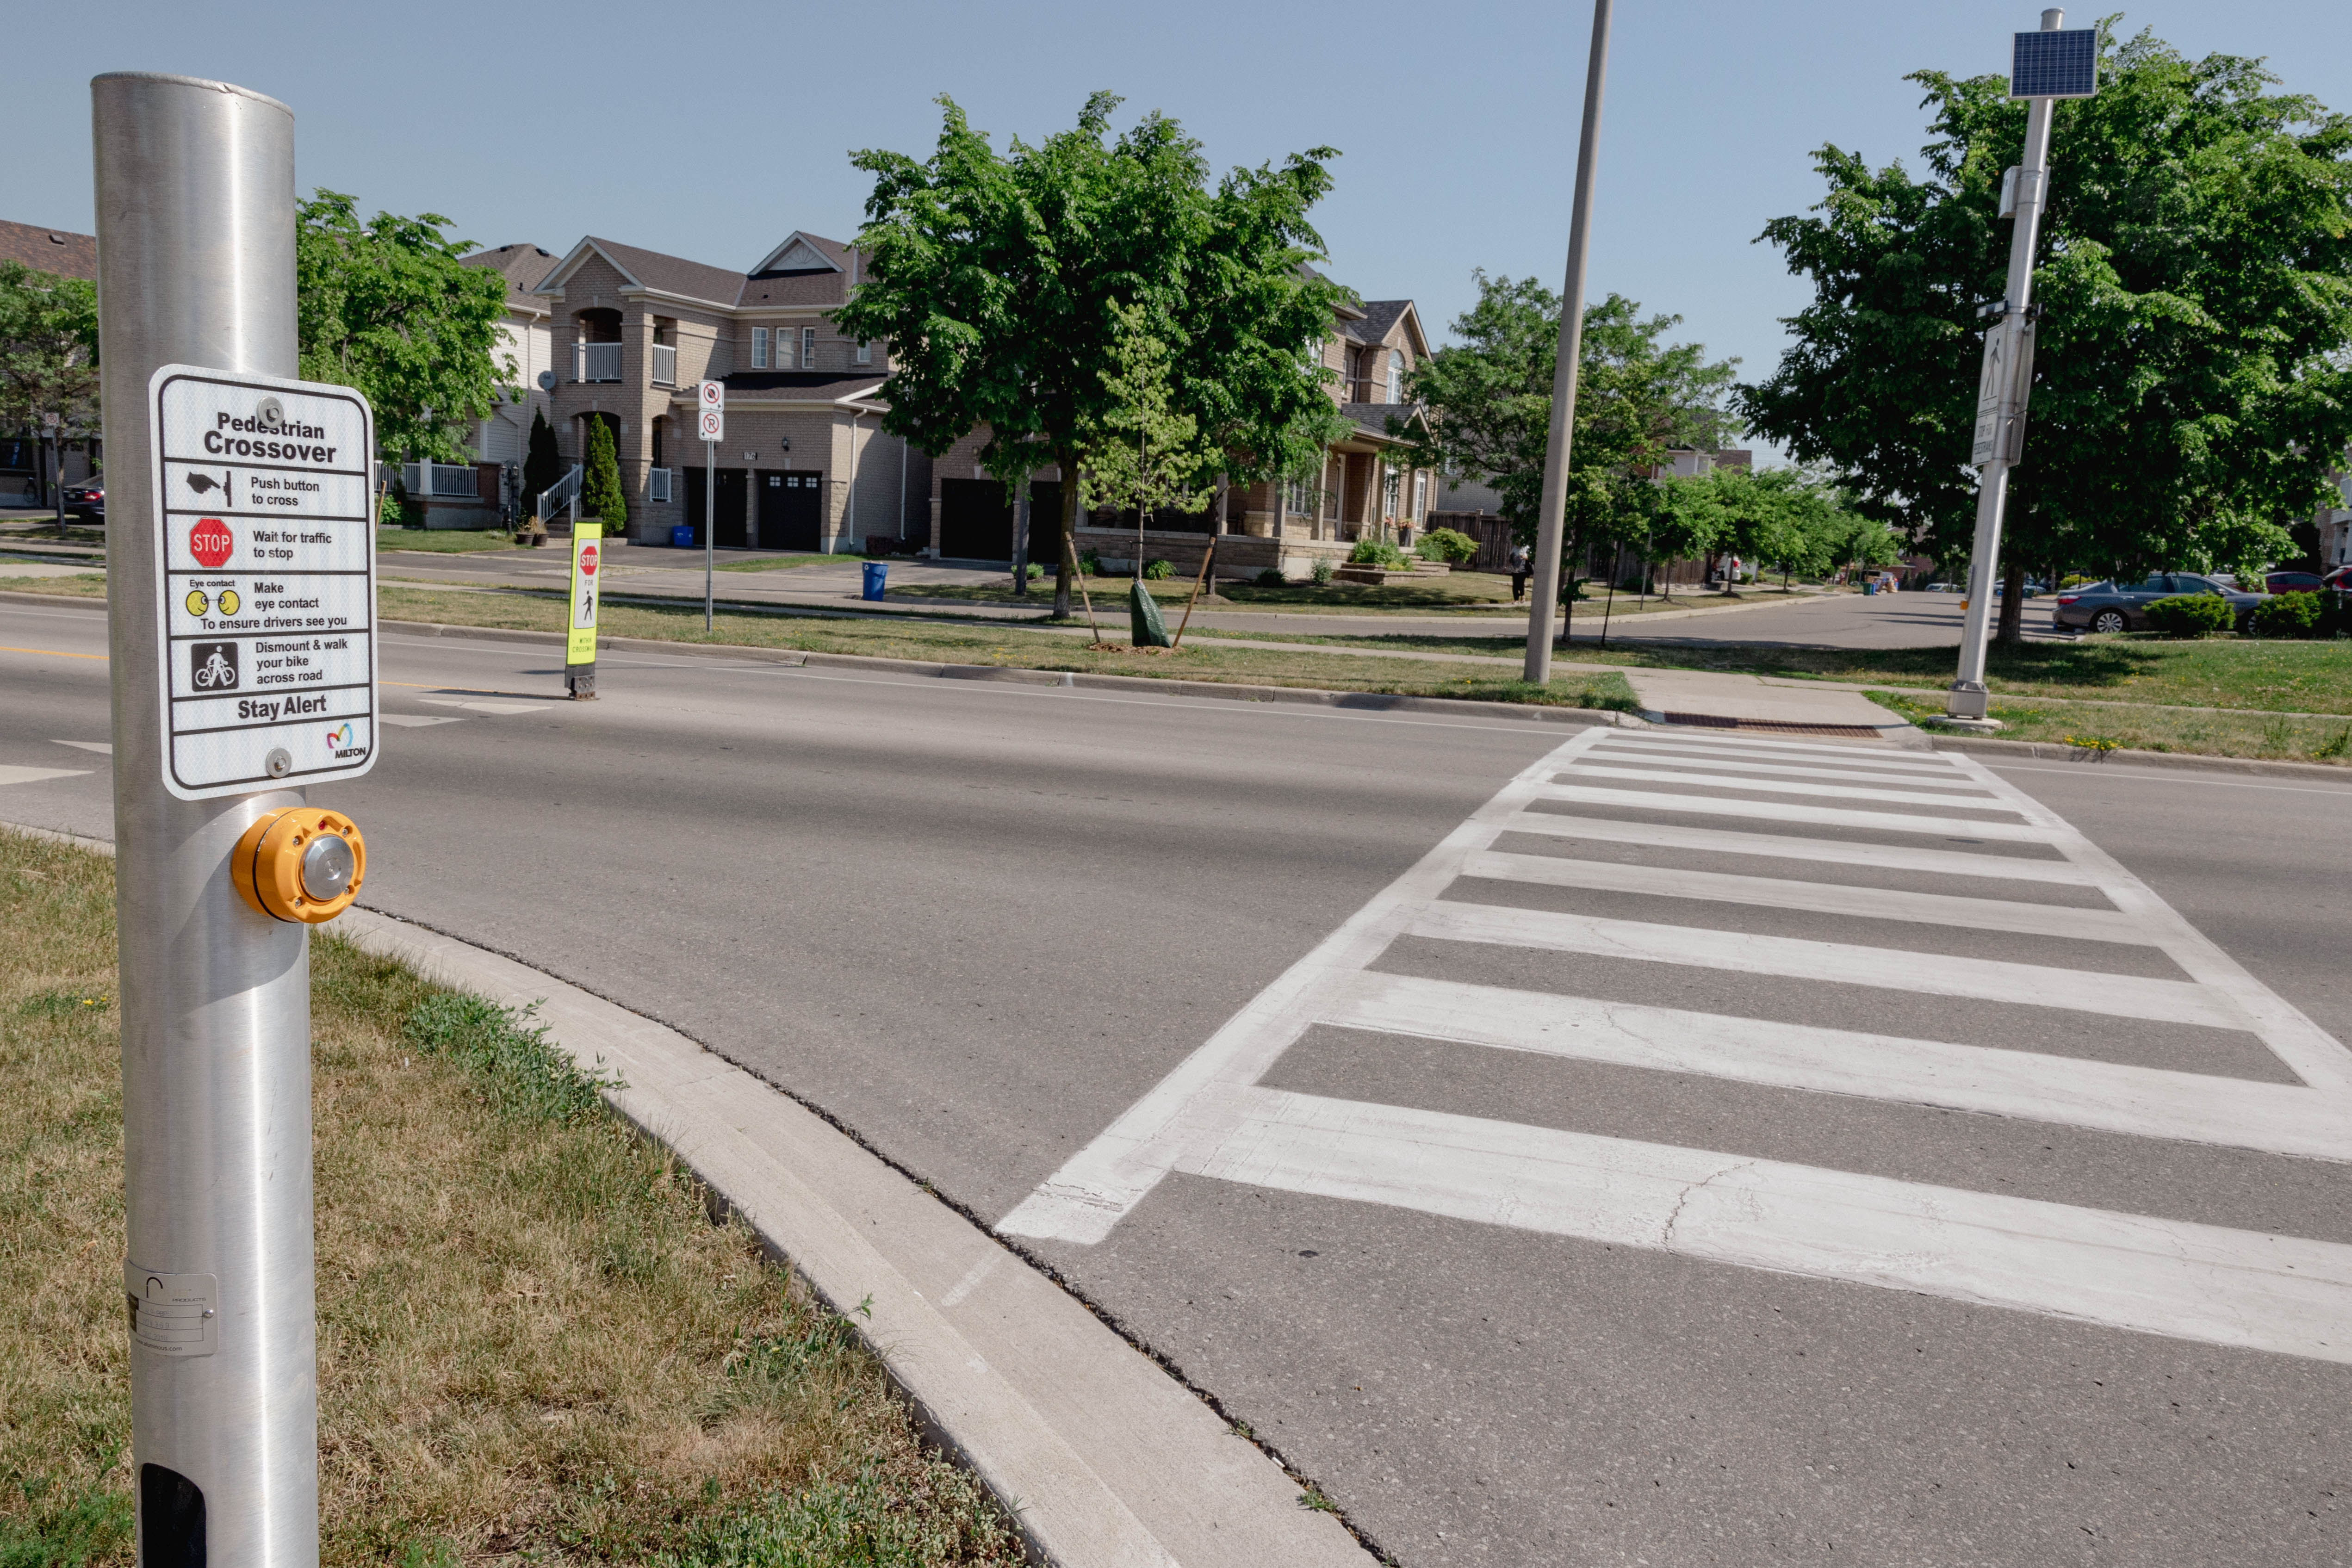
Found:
<box><xmin>1524</xmin><ymin>0</ymin><xmax>1614</xmax><ymax>683</ymax></box>
<box><xmin>93</xmin><ymin>71</ymin><xmax>320</xmax><ymax>1568</ymax></box>
<box><xmin>1948</xmin><ymin>7</ymin><xmax>2071</xmax><ymax>724</ymax></box>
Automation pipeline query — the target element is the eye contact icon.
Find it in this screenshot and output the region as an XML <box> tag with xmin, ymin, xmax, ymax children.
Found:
<box><xmin>183</xmin><ymin>589</ymin><xmax>241</xmax><ymax>619</ymax></box>
<box><xmin>185</xmin><ymin>589</ymin><xmax>208</xmax><ymax>617</ymax></box>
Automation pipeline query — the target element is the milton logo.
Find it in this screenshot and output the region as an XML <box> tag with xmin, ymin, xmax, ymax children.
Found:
<box><xmin>324</xmin><ymin>721</ymin><xmax>366</xmax><ymax>761</ymax></box>
<box><xmin>190</xmin><ymin>642</ymin><xmax>239</xmax><ymax>691</ymax></box>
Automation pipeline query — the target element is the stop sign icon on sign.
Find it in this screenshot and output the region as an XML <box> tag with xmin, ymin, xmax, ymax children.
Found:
<box><xmin>579</xmin><ymin>543</ymin><xmax>599</xmax><ymax>576</ymax></box>
<box><xmin>189</xmin><ymin>516</ymin><xmax>233</xmax><ymax>568</ymax></box>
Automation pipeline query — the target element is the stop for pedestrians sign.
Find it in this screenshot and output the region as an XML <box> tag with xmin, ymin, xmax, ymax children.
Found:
<box><xmin>699</xmin><ymin>379</ymin><xmax>724</xmax><ymax>443</ymax></box>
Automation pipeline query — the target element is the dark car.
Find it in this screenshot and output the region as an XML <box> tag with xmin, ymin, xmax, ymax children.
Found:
<box><xmin>2266</xmin><ymin>570</ymin><xmax>2327</xmax><ymax>594</ymax></box>
<box><xmin>2050</xmin><ymin>572</ymin><xmax>2265</xmax><ymax>634</ymax></box>
<box><xmin>63</xmin><ymin>481</ymin><xmax>104</xmax><ymax>523</ymax></box>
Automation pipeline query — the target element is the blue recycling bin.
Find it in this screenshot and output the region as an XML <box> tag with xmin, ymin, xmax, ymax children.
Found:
<box><xmin>863</xmin><ymin>561</ymin><xmax>888</xmax><ymax>601</ymax></box>
<box><xmin>671</xmin><ymin>523</ymin><xmax>695</xmax><ymax>549</ymax></box>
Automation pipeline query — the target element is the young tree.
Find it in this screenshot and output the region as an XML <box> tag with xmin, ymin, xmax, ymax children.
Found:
<box><xmin>0</xmin><ymin>262</ymin><xmax>101</xmax><ymax>510</ymax></box>
<box><xmin>1399</xmin><ymin>275</ymin><xmax>1739</xmax><ymax>579</ymax></box>
<box><xmin>835</xmin><ymin>93</ymin><xmax>1348</xmax><ymax>618</ymax></box>
<box><xmin>580</xmin><ymin>417</ymin><xmax>626</xmax><ymax>531</ymax></box>
<box><xmin>1083</xmin><ymin>301</ymin><xmax>1218</xmax><ymax>645</ymax></box>
<box><xmin>297</xmin><ymin>191</ymin><xmax>515</xmax><ymax>468</ymax></box>
<box><xmin>522</xmin><ymin>406</ymin><xmax>563</xmax><ymax>510</ymax></box>
<box><xmin>1740</xmin><ymin>26</ymin><xmax>2352</xmax><ymax>641</ymax></box>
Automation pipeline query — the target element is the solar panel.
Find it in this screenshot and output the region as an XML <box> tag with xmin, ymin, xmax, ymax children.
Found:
<box><xmin>2011</xmin><ymin>29</ymin><xmax>2098</xmax><ymax>98</ymax></box>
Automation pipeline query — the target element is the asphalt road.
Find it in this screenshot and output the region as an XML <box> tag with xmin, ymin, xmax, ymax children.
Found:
<box><xmin>5</xmin><ymin>592</ymin><xmax>2346</xmax><ymax>1567</ymax></box>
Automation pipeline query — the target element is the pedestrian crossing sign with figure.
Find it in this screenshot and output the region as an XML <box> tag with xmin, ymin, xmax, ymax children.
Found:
<box><xmin>565</xmin><ymin>521</ymin><xmax>602</xmax><ymax>697</ymax></box>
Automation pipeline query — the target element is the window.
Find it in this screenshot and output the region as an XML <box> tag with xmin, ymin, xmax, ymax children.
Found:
<box><xmin>855</xmin><ymin>340</ymin><xmax>872</xmax><ymax>366</ymax></box>
<box><xmin>1387</xmin><ymin>350</ymin><xmax>1402</xmax><ymax>403</ymax></box>
<box><xmin>802</xmin><ymin>327</ymin><xmax>817</xmax><ymax>368</ymax></box>
<box><xmin>752</xmin><ymin>327</ymin><xmax>769</xmax><ymax>369</ymax></box>
<box><xmin>1414</xmin><ymin>472</ymin><xmax>1428</xmax><ymax>518</ymax></box>
<box><xmin>1383</xmin><ymin>467</ymin><xmax>1400</xmax><ymax>517</ymax></box>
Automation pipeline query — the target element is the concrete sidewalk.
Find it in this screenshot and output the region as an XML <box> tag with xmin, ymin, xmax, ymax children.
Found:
<box><xmin>1621</xmin><ymin>665</ymin><xmax>1923</xmax><ymax>744</ymax></box>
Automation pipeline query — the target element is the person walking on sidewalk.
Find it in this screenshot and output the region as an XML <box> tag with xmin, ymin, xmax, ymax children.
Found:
<box><xmin>1508</xmin><ymin>542</ymin><xmax>1531</xmax><ymax>601</ymax></box>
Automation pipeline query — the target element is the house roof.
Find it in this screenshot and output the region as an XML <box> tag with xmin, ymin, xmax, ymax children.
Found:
<box><xmin>1340</xmin><ymin>299</ymin><xmax>1428</xmax><ymax>356</ymax></box>
<box><xmin>0</xmin><ymin>220</ymin><xmax>97</xmax><ymax>282</ymax></box>
<box><xmin>460</xmin><ymin>243</ymin><xmax>556</xmax><ymax>314</ymax></box>
<box><xmin>533</xmin><ymin>231</ymin><xmax>868</xmax><ymax>312</ymax></box>
<box><xmin>684</xmin><ymin>370</ymin><xmax>889</xmax><ymax>408</ymax></box>
<box><xmin>1340</xmin><ymin>402</ymin><xmax>1426</xmax><ymax>443</ymax></box>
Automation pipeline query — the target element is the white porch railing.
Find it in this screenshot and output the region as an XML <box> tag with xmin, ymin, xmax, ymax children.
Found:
<box><xmin>576</xmin><ymin>341</ymin><xmax>623</xmax><ymax>382</ymax></box>
<box><xmin>539</xmin><ymin>463</ymin><xmax>583</xmax><ymax>527</ymax></box>
<box><xmin>401</xmin><ymin>461</ymin><xmax>482</xmax><ymax>499</ymax></box>
<box><xmin>651</xmin><ymin>343</ymin><xmax>677</xmax><ymax>385</ymax></box>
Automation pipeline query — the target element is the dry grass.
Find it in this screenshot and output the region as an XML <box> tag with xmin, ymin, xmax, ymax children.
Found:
<box><xmin>0</xmin><ymin>830</ymin><xmax>1019</xmax><ymax>1567</ymax></box>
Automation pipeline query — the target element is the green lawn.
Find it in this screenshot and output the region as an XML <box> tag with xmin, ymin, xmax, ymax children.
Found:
<box><xmin>1867</xmin><ymin>687</ymin><xmax>2352</xmax><ymax>765</ymax></box>
<box><xmin>374</xmin><ymin>527</ymin><xmax>521</xmax><ymax>554</ymax></box>
<box><xmin>713</xmin><ymin>553</ymin><xmax>839</xmax><ymax>573</ymax></box>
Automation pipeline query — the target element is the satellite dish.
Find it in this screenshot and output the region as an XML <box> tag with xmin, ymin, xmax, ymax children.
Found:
<box><xmin>536</xmin><ymin>370</ymin><xmax>557</xmax><ymax>391</ymax></box>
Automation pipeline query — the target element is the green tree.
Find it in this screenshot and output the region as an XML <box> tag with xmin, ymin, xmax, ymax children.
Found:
<box><xmin>521</xmin><ymin>406</ymin><xmax>563</xmax><ymax>511</ymax></box>
<box><xmin>297</xmin><ymin>190</ymin><xmax>515</xmax><ymax>466</ymax></box>
<box><xmin>580</xmin><ymin>417</ymin><xmax>626</xmax><ymax>531</ymax></box>
<box><xmin>1740</xmin><ymin>25</ymin><xmax>2352</xmax><ymax>642</ymax></box>
<box><xmin>1082</xmin><ymin>300</ymin><xmax>1218</xmax><ymax>536</ymax></box>
<box><xmin>0</xmin><ymin>261</ymin><xmax>101</xmax><ymax>508</ymax></box>
<box><xmin>1398</xmin><ymin>274</ymin><xmax>1739</xmax><ymax>576</ymax></box>
<box><xmin>835</xmin><ymin>93</ymin><xmax>1348</xmax><ymax>618</ymax></box>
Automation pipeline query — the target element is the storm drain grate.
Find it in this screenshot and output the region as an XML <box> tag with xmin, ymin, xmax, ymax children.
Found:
<box><xmin>1657</xmin><ymin>712</ymin><xmax>1891</xmax><ymax>738</ymax></box>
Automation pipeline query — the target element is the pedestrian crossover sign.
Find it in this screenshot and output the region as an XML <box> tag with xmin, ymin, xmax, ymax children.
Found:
<box><xmin>149</xmin><ymin>366</ymin><xmax>377</xmax><ymax>799</ymax></box>
<box><xmin>567</xmin><ymin>522</ymin><xmax>603</xmax><ymax>666</ymax></box>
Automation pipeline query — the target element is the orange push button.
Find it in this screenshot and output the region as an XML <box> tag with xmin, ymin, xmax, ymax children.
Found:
<box><xmin>231</xmin><ymin>808</ymin><xmax>366</xmax><ymax>923</ymax></box>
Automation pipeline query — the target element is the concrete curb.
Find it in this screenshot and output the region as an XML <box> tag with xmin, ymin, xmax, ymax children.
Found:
<box><xmin>1925</xmin><ymin>731</ymin><xmax>2352</xmax><ymax>782</ymax></box>
<box><xmin>0</xmin><ymin>817</ymin><xmax>1372</xmax><ymax>1568</ymax></box>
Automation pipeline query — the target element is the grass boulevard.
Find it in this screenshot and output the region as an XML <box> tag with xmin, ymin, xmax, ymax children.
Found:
<box><xmin>0</xmin><ymin>830</ymin><xmax>1023</xmax><ymax>1568</ymax></box>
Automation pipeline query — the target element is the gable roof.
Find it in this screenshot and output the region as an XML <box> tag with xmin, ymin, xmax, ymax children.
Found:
<box><xmin>0</xmin><ymin>219</ymin><xmax>97</xmax><ymax>282</ymax></box>
<box><xmin>1341</xmin><ymin>299</ymin><xmax>1428</xmax><ymax>356</ymax></box>
<box><xmin>533</xmin><ymin>232</ymin><xmax>866</xmax><ymax>310</ymax></box>
<box><xmin>750</xmin><ymin>231</ymin><xmax>850</xmax><ymax>276</ymax></box>
<box><xmin>532</xmin><ymin>236</ymin><xmax>747</xmax><ymax>308</ymax></box>
<box><xmin>460</xmin><ymin>243</ymin><xmax>556</xmax><ymax>314</ymax></box>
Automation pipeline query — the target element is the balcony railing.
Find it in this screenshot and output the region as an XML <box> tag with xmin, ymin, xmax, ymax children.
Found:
<box><xmin>651</xmin><ymin>343</ymin><xmax>677</xmax><ymax>385</ymax></box>
<box><xmin>576</xmin><ymin>341</ymin><xmax>623</xmax><ymax>383</ymax></box>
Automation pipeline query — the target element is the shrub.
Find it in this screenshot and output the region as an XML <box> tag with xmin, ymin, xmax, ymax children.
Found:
<box><xmin>1079</xmin><ymin>549</ymin><xmax>1101</xmax><ymax>576</ymax></box>
<box><xmin>1347</xmin><ymin>538</ymin><xmax>1411</xmax><ymax>569</ymax></box>
<box><xmin>2251</xmin><ymin>590</ymin><xmax>2323</xmax><ymax>638</ymax></box>
<box><xmin>1141</xmin><ymin>558</ymin><xmax>1173</xmax><ymax>580</ymax></box>
<box><xmin>580</xmin><ymin>418</ymin><xmax>627</xmax><ymax>531</ymax></box>
<box><xmin>2142</xmin><ymin>592</ymin><xmax>2234</xmax><ymax>638</ymax></box>
<box><xmin>1417</xmin><ymin>526</ymin><xmax>1477</xmax><ymax>564</ymax></box>
<box><xmin>1254</xmin><ymin>566</ymin><xmax>1288</xmax><ymax>586</ymax></box>
<box><xmin>1310</xmin><ymin>558</ymin><xmax>1335</xmax><ymax>586</ymax></box>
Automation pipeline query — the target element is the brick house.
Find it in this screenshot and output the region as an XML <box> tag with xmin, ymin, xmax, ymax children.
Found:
<box><xmin>926</xmin><ymin>285</ymin><xmax>1442</xmax><ymax>580</ymax></box>
<box><xmin>0</xmin><ymin>218</ymin><xmax>102</xmax><ymax>507</ymax></box>
<box><xmin>528</xmin><ymin>231</ymin><xmax>927</xmax><ymax>550</ymax></box>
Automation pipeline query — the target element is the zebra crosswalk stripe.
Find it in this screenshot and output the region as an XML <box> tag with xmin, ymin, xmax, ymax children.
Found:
<box><xmin>1000</xmin><ymin>723</ymin><xmax>2352</xmax><ymax>1363</ymax></box>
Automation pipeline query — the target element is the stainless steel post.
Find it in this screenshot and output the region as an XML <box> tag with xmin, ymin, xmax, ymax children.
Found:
<box><xmin>1524</xmin><ymin>0</ymin><xmax>1614</xmax><ymax>682</ymax></box>
<box><xmin>704</xmin><ymin>438</ymin><xmax>715</xmax><ymax>631</ymax></box>
<box><xmin>1949</xmin><ymin>8</ymin><xmax>2064</xmax><ymax>721</ymax></box>
<box><xmin>93</xmin><ymin>72</ymin><xmax>318</xmax><ymax>1568</ymax></box>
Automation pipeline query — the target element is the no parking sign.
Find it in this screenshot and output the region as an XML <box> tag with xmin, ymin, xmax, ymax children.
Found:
<box><xmin>698</xmin><ymin>379</ymin><xmax>723</xmax><ymax>443</ymax></box>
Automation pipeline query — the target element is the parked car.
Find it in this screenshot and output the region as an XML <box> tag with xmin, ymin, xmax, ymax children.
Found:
<box><xmin>2322</xmin><ymin>566</ymin><xmax>2352</xmax><ymax>594</ymax></box>
<box><xmin>1924</xmin><ymin>582</ymin><xmax>1960</xmax><ymax>593</ymax></box>
<box><xmin>2051</xmin><ymin>572</ymin><xmax>2266</xmax><ymax>634</ymax></box>
<box><xmin>2265</xmin><ymin>570</ymin><xmax>2327</xmax><ymax>595</ymax></box>
<box><xmin>63</xmin><ymin>481</ymin><xmax>104</xmax><ymax>523</ymax></box>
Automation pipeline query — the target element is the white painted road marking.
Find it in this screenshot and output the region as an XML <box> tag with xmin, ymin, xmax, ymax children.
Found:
<box><xmin>379</xmin><ymin>713</ymin><xmax>463</xmax><ymax>728</ymax></box>
<box><xmin>1004</xmin><ymin>726</ymin><xmax>2352</xmax><ymax>1362</ymax></box>
<box><xmin>0</xmin><ymin>765</ymin><xmax>90</xmax><ymax>787</ymax></box>
<box><xmin>50</xmin><ymin>740</ymin><xmax>112</xmax><ymax>755</ymax></box>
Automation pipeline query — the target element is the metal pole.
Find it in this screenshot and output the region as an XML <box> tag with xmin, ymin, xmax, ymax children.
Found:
<box><xmin>93</xmin><ymin>71</ymin><xmax>318</xmax><ymax>1568</ymax></box>
<box><xmin>1949</xmin><ymin>8</ymin><xmax>2064</xmax><ymax>721</ymax></box>
<box><xmin>704</xmin><ymin>438</ymin><xmax>715</xmax><ymax>632</ymax></box>
<box><xmin>1524</xmin><ymin>0</ymin><xmax>1614</xmax><ymax>683</ymax></box>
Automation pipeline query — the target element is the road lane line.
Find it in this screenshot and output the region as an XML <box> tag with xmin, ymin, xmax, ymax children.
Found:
<box><xmin>50</xmin><ymin>740</ymin><xmax>112</xmax><ymax>755</ymax></box>
<box><xmin>1458</xmin><ymin>849</ymin><xmax>2147</xmax><ymax>942</ymax></box>
<box><xmin>0</xmin><ymin>644</ymin><xmax>106</xmax><ymax>660</ymax></box>
<box><xmin>0</xmin><ymin>766</ymin><xmax>90</xmax><ymax>787</ymax></box>
<box><xmin>997</xmin><ymin>724</ymin><xmax>1623</xmax><ymax>1245</ymax></box>
<box><xmin>1411</xmin><ymin>901</ymin><xmax>2231</xmax><ymax>1026</ymax></box>
<box><xmin>1328</xmin><ymin>973</ymin><xmax>2352</xmax><ymax>1159</ymax></box>
<box><xmin>1499</xmin><ymin>812</ymin><xmax>2096</xmax><ymax>884</ymax></box>
<box><xmin>1534</xmin><ymin>783</ymin><xmax>2059</xmax><ymax>841</ymax></box>
<box><xmin>1558</xmin><ymin>762</ymin><xmax>2023</xmax><ymax>812</ymax></box>
<box><xmin>1186</xmin><ymin>1087</ymin><xmax>2352</xmax><ymax>1365</ymax></box>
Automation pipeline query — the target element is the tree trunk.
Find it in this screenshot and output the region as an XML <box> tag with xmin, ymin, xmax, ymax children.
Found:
<box><xmin>1996</xmin><ymin>554</ymin><xmax>2027</xmax><ymax>645</ymax></box>
<box><xmin>1050</xmin><ymin>455</ymin><xmax>1076</xmax><ymax>620</ymax></box>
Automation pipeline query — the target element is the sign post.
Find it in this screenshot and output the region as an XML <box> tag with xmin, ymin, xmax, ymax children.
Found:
<box><xmin>566</xmin><ymin>521</ymin><xmax>603</xmax><ymax>697</ymax></box>
<box><xmin>1946</xmin><ymin>9</ymin><xmax>2097</xmax><ymax>725</ymax></box>
<box><xmin>93</xmin><ymin>71</ymin><xmax>383</xmax><ymax>1568</ymax></box>
<box><xmin>699</xmin><ymin>379</ymin><xmax>723</xmax><ymax>632</ymax></box>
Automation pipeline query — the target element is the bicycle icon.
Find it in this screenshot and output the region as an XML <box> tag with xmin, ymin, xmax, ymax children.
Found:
<box><xmin>190</xmin><ymin>642</ymin><xmax>239</xmax><ymax>690</ymax></box>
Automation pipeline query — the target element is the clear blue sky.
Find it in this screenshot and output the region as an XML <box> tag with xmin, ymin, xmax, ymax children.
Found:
<box><xmin>11</xmin><ymin>0</ymin><xmax>2349</xmax><ymax>455</ymax></box>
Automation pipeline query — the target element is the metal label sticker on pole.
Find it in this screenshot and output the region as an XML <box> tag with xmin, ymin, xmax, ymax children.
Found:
<box><xmin>149</xmin><ymin>365</ymin><xmax>377</xmax><ymax>798</ymax></box>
